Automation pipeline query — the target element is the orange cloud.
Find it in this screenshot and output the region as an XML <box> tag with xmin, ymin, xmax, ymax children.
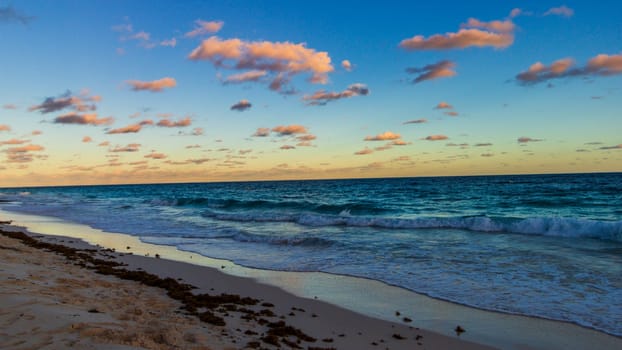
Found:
<box><xmin>157</xmin><ymin>117</ymin><xmax>192</xmax><ymax>127</ymax></box>
<box><xmin>185</xmin><ymin>20</ymin><xmax>224</xmax><ymax>37</ymax></box>
<box><xmin>516</xmin><ymin>53</ymin><xmax>622</xmax><ymax>85</ymax></box>
<box><xmin>425</xmin><ymin>135</ymin><xmax>448</xmax><ymax>141</ymax></box>
<box><xmin>0</xmin><ymin>124</ymin><xmax>10</xmax><ymax>132</ymax></box>
<box><xmin>392</xmin><ymin>140</ymin><xmax>410</xmax><ymax>146</ymax></box>
<box><xmin>400</xmin><ymin>16</ymin><xmax>515</xmax><ymax>50</ymax></box>
<box><xmin>54</xmin><ymin>113</ymin><xmax>114</xmax><ymax>126</ymax></box>
<box><xmin>403</xmin><ymin>118</ymin><xmax>427</xmax><ymax>124</ymax></box>
<box><xmin>188</xmin><ymin>36</ymin><xmax>334</xmax><ymax>92</ymax></box>
<box><xmin>82</xmin><ymin>136</ymin><xmax>92</xmax><ymax>143</ymax></box>
<box><xmin>272</xmin><ymin>125</ymin><xmax>308</xmax><ymax>136</ymax></box>
<box><xmin>406</xmin><ymin>60</ymin><xmax>456</xmax><ymax>83</ymax></box>
<box><xmin>0</xmin><ymin>138</ymin><xmax>29</xmax><ymax>146</ymax></box>
<box><xmin>31</xmin><ymin>130</ymin><xmax>42</xmax><ymax>135</ymax></box>
<box><xmin>303</xmin><ymin>83</ymin><xmax>369</xmax><ymax>105</ymax></box>
<box><xmin>544</xmin><ymin>6</ymin><xmax>574</xmax><ymax>17</ymax></box>
<box><xmin>3</xmin><ymin>143</ymin><xmax>45</xmax><ymax>163</ymax></box>
<box><xmin>444</xmin><ymin>111</ymin><xmax>459</xmax><ymax>117</ymax></box>
<box><xmin>280</xmin><ymin>145</ymin><xmax>295</xmax><ymax>150</ymax></box>
<box><xmin>365</xmin><ymin>131</ymin><xmax>401</xmax><ymax>141</ymax></box>
<box><xmin>98</xmin><ymin>141</ymin><xmax>110</xmax><ymax>147</ymax></box>
<box><xmin>230</xmin><ymin>100</ymin><xmax>252</xmax><ymax>111</ymax></box>
<box><xmin>126</xmin><ymin>77</ymin><xmax>177</xmax><ymax>92</ymax></box>
<box><xmin>107</xmin><ymin>124</ymin><xmax>143</xmax><ymax>134</ymax></box>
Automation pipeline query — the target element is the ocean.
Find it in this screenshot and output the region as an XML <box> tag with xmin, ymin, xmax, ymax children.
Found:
<box><xmin>1</xmin><ymin>173</ymin><xmax>621</xmax><ymax>337</ymax></box>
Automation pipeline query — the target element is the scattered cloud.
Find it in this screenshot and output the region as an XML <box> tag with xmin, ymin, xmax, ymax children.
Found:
<box><xmin>144</xmin><ymin>152</ymin><xmax>167</xmax><ymax>159</ymax></box>
<box><xmin>424</xmin><ymin>135</ymin><xmax>449</xmax><ymax>141</ymax></box>
<box><xmin>516</xmin><ymin>53</ymin><xmax>622</xmax><ymax>85</ymax></box>
<box><xmin>342</xmin><ymin>60</ymin><xmax>352</xmax><ymax>71</ymax></box>
<box><xmin>31</xmin><ymin>130</ymin><xmax>42</xmax><ymax>135</ymax></box>
<box><xmin>126</xmin><ymin>77</ymin><xmax>177</xmax><ymax>92</ymax></box>
<box><xmin>403</xmin><ymin>118</ymin><xmax>427</xmax><ymax>124</ymax></box>
<box><xmin>280</xmin><ymin>145</ymin><xmax>295</xmax><ymax>150</ymax></box>
<box><xmin>188</xmin><ymin>36</ymin><xmax>334</xmax><ymax>93</ymax></box>
<box><xmin>3</xmin><ymin>144</ymin><xmax>45</xmax><ymax>163</ymax></box>
<box><xmin>544</xmin><ymin>5</ymin><xmax>574</xmax><ymax>17</ymax></box>
<box><xmin>444</xmin><ymin>111</ymin><xmax>459</xmax><ymax>117</ymax></box>
<box><xmin>82</xmin><ymin>136</ymin><xmax>92</xmax><ymax>143</ymax></box>
<box><xmin>399</xmin><ymin>15</ymin><xmax>515</xmax><ymax>50</ymax></box>
<box><xmin>365</xmin><ymin>131</ymin><xmax>401</xmax><ymax>141</ymax></box>
<box><xmin>111</xmin><ymin>143</ymin><xmax>141</xmax><ymax>152</ymax></box>
<box><xmin>599</xmin><ymin>144</ymin><xmax>622</xmax><ymax>150</ymax></box>
<box><xmin>391</xmin><ymin>140</ymin><xmax>411</xmax><ymax>146</ymax></box>
<box><xmin>303</xmin><ymin>83</ymin><xmax>369</xmax><ymax>105</ymax></box>
<box><xmin>0</xmin><ymin>124</ymin><xmax>10</xmax><ymax>132</ymax></box>
<box><xmin>406</xmin><ymin>60</ymin><xmax>456</xmax><ymax>83</ymax></box>
<box><xmin>223</xmin><ymin>70</ymin><xmax>267</xmax><ymax>84</ymax></box>
<box><xmin>0</xmin><ymin>5</ymin><xmax>34</xmax><ymax>24</ymax></box>
<box><xmin>160</xmin><ymin>38</ymin><xmax>177</xmax><ymax>47</ymax></box>
<box><xmin>2</xmin><ymin>104</ymin><xmax>17</xmax><ymax>110</ymax></box>
<box><xmin>355</xmin><ymin>148</ymin><xmax>373</xmax><ymax>155</ymax></box>
<box><xmin>185</xmin><ymin>20</ymin><xmax>224</xmax><ymax>38</ymax></box>
<box><xmin>481</xmin><ymin>153</ymin><xmax>495</xmax><ymax>157</ymax></box>
<box><xmin>252</xmin><ymin>127</ymin><xmax>271</xmax><ymax>137</ymax></box>
<box><xmin>0</xmin><ymin>138</ymin><xmax>29</xmax><ymax>146</ymax></box>
<box><xmin>475</xmin><ymin>143</ymin><xmax>493</xmax><ymax>147</ymax></box>
<box><xmin>272</xmin><ymin>125</ymin><xmax>308</xmax><ymax>136</ymax></box>
<box><xmin>29</xmin><ymin>90</ymin><xmax>101</xmax><ymax>114</ymax></box>
<box><xmin>435</xmin><ymin>101</ymin><xmax>453</xmax><ymax>109</ymax></box>
<box><xmin>517</xmin><ymin>137</ymin><xmax>543</xmax><ymax>143</ymax></box>
<box><xmin>54</xmin><ymin>113</ymin><xmax>114</xmax><ymax>126</ymax></box>
<box><xmin>106</xmin><ymin>121</ymin><xmax>152</xmax><ymax>134</ymax></box>
<box><xmin>230</xmin><ymin>100</ymin><xmax>252</xmax><ymax>111</ymax></box>
<box><xmin>157</xmin><ymin>117</ymin><xmax>192</xmax><ymax>127</ymax></box>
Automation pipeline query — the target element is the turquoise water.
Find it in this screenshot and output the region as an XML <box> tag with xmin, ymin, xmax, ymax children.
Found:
<box><xmin>1</xmin><ymin>173</ymin><xmax>621</xmax><ymax>336</ymax></box>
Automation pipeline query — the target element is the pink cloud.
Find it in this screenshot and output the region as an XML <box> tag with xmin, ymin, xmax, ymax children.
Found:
<box><xmin>252</xmin><ymin>127</ymin><xmax>270</xmax><ymax>137</ymax></box>
<box><xmin>31</xmin><ymin>130</ymin><xmax>42</xmax><ymax>135</ymax></box>
<box><xmin>272</xmin><ymin>125</ymin><xmax>308</xmax><ymax>135</ymax></box>
<box><xmin>188</xmin><ymin>36</ymin><xmax>334</xmax><ymax>92</ymax></box>
<box><xmin>0</xmin><ymin>138</ymin><xmax>29</xmax><ymax>146</ymax></box>
<box><xmin>111</xmin><ymin>143</ymin><xmax>141</xmax><ymax>152</ymax></box>
<box><xmin>517</xmin><ymin>137</ymin><xmax>542</xmax><ymax>143</ymax></box>
<box><xmin>126</xmin><ymin>77</ymin><xmax>177</xmax><ymax>92</ymax></box>
<box><xmin>157</xmin><ymin>117</ymin><xmax>192</xmax><ymax>127</ymax></box>
<box><xmin>3</xmin><ymin>144</ymin><xmax>45</xmax><ymax>163</ymax></box>
<box><xmin>0</xmin><ymin>124</ymin><xmax>10</xmax><ymax>132</ymax></box>
<box><xmin>303</xmin><ymin>83</ymin><xmax>369</xmax><ymax>105</ymax></box>
<box><xmin>296</xmin><ymin>134</ymin><xmax>317</xmax><ymax>142</ymax></box>
<box><xmin>355</xmin><ymin>148</ymin><xmax>373</xmax><ymax>155</ymax></box>
<box><xmin>406</xmin><ymin>60</ymin><xmax>456</xmax><ymax>83</ymax></box>
<box><xmin>400</xmin><ymin>15</ymin><xmax>515</xmax><ymax>51</ymax></box>
<box><xmin>144</xmin><ymin>152</ymin><xmax>167</xmax><ymax>159</ymax></box>
<box><xmin>185</xmin><ymin>20</ymin><xmax>224</xmax><ymax>37</ymax></box>
<box><xmin>516</xmin><ymin>53</ymin><xmax>622</xmax><ymax>85</ymax></box>
<box><xmin>424</xmin><ymin>135</ymin><xmax>449</xmax><ymax>141</ymax></box>
<box><xmin>544</xmin><ymin>6</ymin><xmax>574</xmax><ymax>17</ymax></box>
<box><xmin>435</xmin><ymin>101</ymin><xmax>453</xmax><ymax>109</ymax></box>
<box><xmin>107</xmin><ymin>123</ymin><xmax>143</xmax><ymax>134</ymax></box>
<box><xmin>223</xmin><ymin>70</ymin><xmax>267</xmax><ymax>84</ymax></box>
<box><xmin>54</xmin><ymin>113</ymin><xmax>114</xmax><ymax>126</ymax></box>
<box><xmin>342</xmin><ymin>60</ymin><xmax>352</xmax><ymax>71</ymax></box>
<box><xmin>230</xmin><ymin>100</ymin><xmax>252</xmax><ymax>111</ymax></box>
<box><xmin>82</xmin><ymin>136</ymin><xmax>92</xmax><ymax>143</ymax></box>
<box><xmin>365</xmin><ymin>131</ymin><xmax>401</xmax><ymax>141</ymax></box>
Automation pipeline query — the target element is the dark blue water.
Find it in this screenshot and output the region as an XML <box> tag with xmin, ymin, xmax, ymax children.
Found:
<box><xmin>1</xmin><ymin>173</ymin><xmax>621</xmax><ymax>336</ymax></box>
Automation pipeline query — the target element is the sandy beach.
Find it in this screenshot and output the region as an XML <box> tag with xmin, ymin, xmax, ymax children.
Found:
<box><xmin>0</xmin><ymin>222</ymin><xmax>492</xmax><ymax>350</ymax></box>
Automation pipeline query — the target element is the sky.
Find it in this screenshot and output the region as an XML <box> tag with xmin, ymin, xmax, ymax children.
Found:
<box><xmin>0</xmin><ymin>0</ymin><xmax>621</xmax><ymax>187</ymax></box>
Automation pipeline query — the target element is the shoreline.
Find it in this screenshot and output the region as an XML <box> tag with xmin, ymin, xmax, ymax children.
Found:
<box><xmin>2</xmin><ymin>209</ymin><xmax>622</xmax><ymax>349</ymax></box>
<box><xmin>1</xmin><ymin>219</ymin><xmax>489</xmax><ymax>350</ymax></box>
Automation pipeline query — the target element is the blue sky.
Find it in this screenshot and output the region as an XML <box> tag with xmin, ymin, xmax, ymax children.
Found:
<box><xmin>0</xmin><ymin>1</ymin><xmax>621</xmax><ymax>186</ymax></box>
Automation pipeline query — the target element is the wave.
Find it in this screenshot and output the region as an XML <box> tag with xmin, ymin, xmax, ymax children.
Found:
<box><xmin>202</xmin><ymin>211</ymin><xmax>622</xmax><ymax>242</ymax></box>
<box><xmin>146</xmin><ymin>197</ymin><xmax>388</xmax><ymax>215</ymax></box>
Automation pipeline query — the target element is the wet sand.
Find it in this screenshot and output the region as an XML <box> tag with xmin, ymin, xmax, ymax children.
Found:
<box><xmin>0</xmin><ymin>223</ymin><xmax>492</xmax><ymax>350</ymax></box>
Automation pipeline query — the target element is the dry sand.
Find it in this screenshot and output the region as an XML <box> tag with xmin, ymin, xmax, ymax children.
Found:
<box><xmin>0</xmin><ymin>224</ymin><xmax>494</xmax><ymax>350</ymax></box>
